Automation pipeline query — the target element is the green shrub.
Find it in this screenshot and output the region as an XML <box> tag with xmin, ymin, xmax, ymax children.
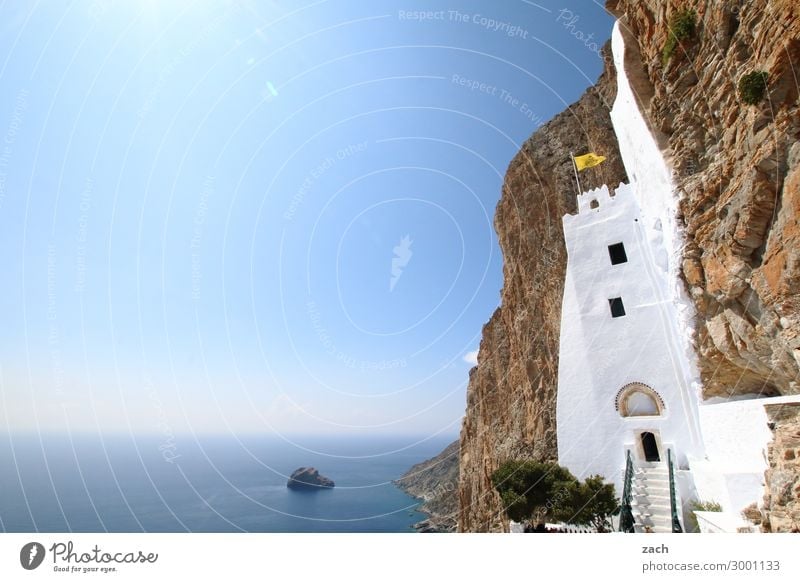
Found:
<box><xmin>491</xmin><ymin>460</ymin><xmax>577</xmax><ymax>525</ymax></box>
<box><xmin>662</xmin><ymin>9</ymin><xmax>697</xmax><ymax>65</ymax></box>
<box><xmin>561</xmin><ymin>475</ymin><xmax>620</xmax><ymax>532</ymax></box>
<box><xmin>738</xmin><ymin>71</ymin><xmax>769</xmax><ymax>104</ymax></box>
<box><xmin>491</xmin><ymin>461</ymin><xmax>618</xmax><ymax>531</ymax></box>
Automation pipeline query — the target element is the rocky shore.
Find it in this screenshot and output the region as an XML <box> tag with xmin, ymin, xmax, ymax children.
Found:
<box><xmin>395</xmin><ymin>441</ymin><xmax>459</xmax><ymax>532</ymax></box>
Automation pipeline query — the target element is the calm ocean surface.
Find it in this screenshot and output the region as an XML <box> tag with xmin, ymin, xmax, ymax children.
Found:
<box><xmin>0</xmin><ymin>433</ymin><xmax>454</xmax><ymax>532</ymax></box>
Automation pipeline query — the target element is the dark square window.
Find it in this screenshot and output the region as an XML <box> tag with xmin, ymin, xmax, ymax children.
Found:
<box><xmin>609</xmin><ymin>297</ymin><xmax>626</xmax><ymax>318</ymax></box>
<box><xmin>608</xmin><ymin>242</ymin><xmax>628</xmax><ymax>265</ymax></box>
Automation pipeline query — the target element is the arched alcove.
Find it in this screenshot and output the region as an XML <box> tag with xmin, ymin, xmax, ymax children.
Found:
<box><xmin>615</xmin><ymin>382</ymin><xmax>665</xmax><ymax>417</ymax></box>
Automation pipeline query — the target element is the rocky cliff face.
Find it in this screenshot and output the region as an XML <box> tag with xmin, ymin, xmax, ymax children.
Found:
<box><xmin>458</xmin><ymin>0</ymin><xmax>799</xmax><ymax>532</ymax></box>
<box><xmin>395</xmin><ymin>440</ymin><xmax>459</xmax><ymax>532</ymax></box>
<box><xmin>457</xmin><ymin>44</ymin><xmax>628</xmax><ymax>532</ymax></box>
<box><xmin>606</xmin><ymin>0</ymin><xmax>800</xmax><ymax>399</ymax></box>
<box><xmin>606</xmin><ymin>0</ymin><xmax>799</xmax><ymax>530</ymax></box>
<box><xmin>762</xmin><ymin>403</ymin><xmax>800</xmax><ymax>532</ymax></box>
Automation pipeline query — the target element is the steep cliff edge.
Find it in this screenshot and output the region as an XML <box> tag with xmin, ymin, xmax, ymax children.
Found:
<box><xmin>606</xmin><ymin>0</ymin><xmax>800</xmax><ymax>399</ymax></box>
<box><xmin>458</xmin><ymin>44</ymin><xmax>628</xmax><ymax>532</ymax></box>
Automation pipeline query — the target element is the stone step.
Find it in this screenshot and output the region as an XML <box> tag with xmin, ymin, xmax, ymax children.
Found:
<box><xmin>633</xmin><ymin>487</ymin><xmax>669</xmax><ymax>496</ymax></box>
<box><xmin>634</xmin><ymin>524</ymin><xmax>673</xmax><ymax>533</ymax></box>
<box><xmin>632</xmin><ymin>502</ymin><xmax>671</xmax><ymax>512</ymax></box>
<box><xmin>635</xmin><ymin>467</ymin><xmax>668</xmax><ymax>474</ymax></box>
<box><xmin>637</xmin><ymin>517</ymin><xmax>672</xmax><ymax>529</ymax></box>
<box><xmin>634</xmin><ymin>493</ymin><xmax>670</xmax><ymax>501</ymax></box>
<box><xmin>634</xmin><ymin>510</ymin><xmax>672</xmax><ymax>520</ymax></box>
<box><xmin>633</xmin><ymin>481</ymin><xmax>669</xmax><ymax>488</ymax></box>
<box><xmin>635</xmin><ymin>475</ymin><xmax>668</xmax><ymax>482</ymax></box>
<box><xmin>633</xmin><ymin>507</ymin><xmax>667</xmax><ymax>514</ymax></box>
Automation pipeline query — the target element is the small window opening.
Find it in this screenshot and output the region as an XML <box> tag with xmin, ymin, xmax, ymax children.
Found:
<box><xmin>609</xmin><ymin>297</ymin><xmax>626</xmax><ymax>318</ymax></box>
<box><xmin>589</xmin><ymin>199</ymin><xmax>599</xmax><ymax>209</ymax></box>
<box><xmin>608</xmin><ymin>242</ymin><xmax>628</xmax><ymax>265</ymax></box>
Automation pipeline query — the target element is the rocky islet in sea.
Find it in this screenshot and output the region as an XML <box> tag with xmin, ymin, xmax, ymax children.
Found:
<box><xmin>286</xmin><ymin>467</ymin><xmax>335</xmax><ymax>491</ymax></box>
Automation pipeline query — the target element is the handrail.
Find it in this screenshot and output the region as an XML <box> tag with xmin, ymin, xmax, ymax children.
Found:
<box><xmin>667</xmin><ymin>449</ymin><xmax>683</xmax><ymax>533</ymax></box>
<box><xmin>619</xmin><ymin>450</ymin><xmax>635</xmax><ymax>532</ymax></box>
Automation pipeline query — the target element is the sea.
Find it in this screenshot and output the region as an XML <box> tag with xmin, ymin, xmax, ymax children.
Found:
<box><xmin>0</xmin><ymin>433</ymin><xmax>454</xmax><ymax>533</ymax></box>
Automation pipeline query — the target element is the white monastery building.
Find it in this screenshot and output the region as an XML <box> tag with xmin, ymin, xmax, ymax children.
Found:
<box><xmin>555</xmin><ymin>21</ymin><xmax>800</xmax><ymax>533</ymax></box>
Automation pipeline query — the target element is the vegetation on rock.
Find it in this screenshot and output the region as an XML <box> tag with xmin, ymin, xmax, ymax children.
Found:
<box><xmin>738</xmin><ymin>71</ymin><xmax>769</xmax><ymax>105</ymax></box>
<box><xmin>662</xmin><ymin>9</ymin><xmax>697</xmax><ymax>65</ymax></box>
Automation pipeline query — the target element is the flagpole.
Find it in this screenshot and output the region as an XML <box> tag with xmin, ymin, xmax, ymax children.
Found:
<box><xmin>569</xmin><ymin>152</ymin><xmax>582</xmax><ymax>195</ymax></box>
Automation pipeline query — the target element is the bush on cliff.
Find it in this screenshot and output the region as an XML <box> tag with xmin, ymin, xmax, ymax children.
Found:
<box><xmin>491</xmin><ymin>460</ymin><xmax>576</xmax><ymax>525</ymax></box>
<box><xmin>662</xmin><ymin>9</ymin><xmax>697</xmax><ymax>65</ymax></box>
<box><xmin>491</xmin><ymin>461</ymin><xmax>619</xmax><ymax>531</ymax></box>
<box><xmin>738</xmin><ymin>71</ymin><xmax>769</xmax><ymax>105</ymax></box>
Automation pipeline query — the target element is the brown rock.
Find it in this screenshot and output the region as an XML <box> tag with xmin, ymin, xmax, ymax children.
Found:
<box><xmin>762</xmin><ymin>404</ymin><xmax>800</xmax><ymax>532</ymax></box>
<box><xmin>607</xmin><ymin>0</ymin><xmax>800</xmax><ymax>399</ymax></box>
<box><xmin>457</xmin><ymin>42</ymin><xmax>627</xmax><ymax>532</ymax></box>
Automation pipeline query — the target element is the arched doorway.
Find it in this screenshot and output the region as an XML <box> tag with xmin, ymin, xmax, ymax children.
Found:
<box><xmin>640</xmin><ymin>432</ymin><xmax>660</xmax><ymax>462</ymax></box>
<box><xmin>616</xmin><ymin>383</ymin><xmax>665</xmax><ymax>417</ymax></box>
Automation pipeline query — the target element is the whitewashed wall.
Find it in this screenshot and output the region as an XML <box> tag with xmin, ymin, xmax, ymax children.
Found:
<box><xmin>556</xmin><ymin>22</ymin><xmax>705</xmax><ymax>493</ymax></box>
<box><xmin>557</xmin><ymin>183</ymin><xmax>703</xmax><ymax>492</ymax></box>
<box><xmin>608</xmin><ymin>20</ymin><xmax>705</xmax><ymax>446</ymax></box>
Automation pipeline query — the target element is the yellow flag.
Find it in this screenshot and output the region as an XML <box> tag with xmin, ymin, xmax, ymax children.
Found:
<box><xmin>574</xmin><ymin>152</ymin><xmax>606</xmax><ymax>171</ymax></box>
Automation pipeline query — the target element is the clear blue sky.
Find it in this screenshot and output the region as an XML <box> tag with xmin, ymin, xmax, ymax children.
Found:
<box><xmin>0</xmin><ymin>0</ymin><xmax>614</xmax><ymax>437</ymax></box>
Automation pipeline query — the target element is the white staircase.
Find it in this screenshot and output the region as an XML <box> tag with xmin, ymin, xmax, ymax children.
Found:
<box><xmin>630</xmin><ymin>461</ymin><xmax>676</xmax><ymax>533</ymax></box>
